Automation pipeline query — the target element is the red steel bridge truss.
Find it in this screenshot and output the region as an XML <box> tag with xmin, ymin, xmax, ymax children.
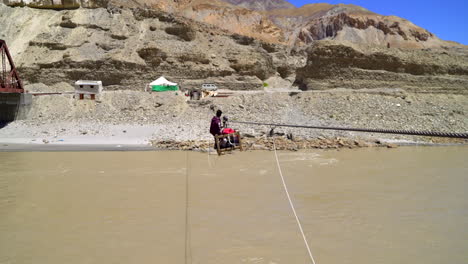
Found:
<box><xmin>0</xmin><ymin>39</ymin><xmax>24</xmax><ymax>93</ymax></box>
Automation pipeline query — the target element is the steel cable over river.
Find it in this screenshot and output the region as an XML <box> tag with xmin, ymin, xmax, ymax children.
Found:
<box><xmin>231</xmin><ymin>121</ymin><xmax>468</xmax><ymax>139</ymax></box>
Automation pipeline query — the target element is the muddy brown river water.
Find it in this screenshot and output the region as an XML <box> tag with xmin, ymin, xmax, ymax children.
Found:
<box><xmin>0</xmin><ymin>147</ymin><xmax>467</xmax><ymax>264</ymax></box>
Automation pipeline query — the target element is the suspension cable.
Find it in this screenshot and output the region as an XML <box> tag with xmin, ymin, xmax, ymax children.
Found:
<box><xmin>273</xmin><ymin>139</ymin><xmax>317</xmax><ymax>264</ymax></box>
<box><xmin>232</xmin><ymin>121</ymin><xmax>468</xmax><ymax>139</ymax></box>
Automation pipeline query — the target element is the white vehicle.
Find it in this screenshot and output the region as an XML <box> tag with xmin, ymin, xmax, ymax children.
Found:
<box><xmin>202</xmin><ymin>83</ymin><xmax>218</xmax><ymax>91</ymax></box>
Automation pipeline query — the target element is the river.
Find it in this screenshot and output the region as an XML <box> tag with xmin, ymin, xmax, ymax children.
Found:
<box><xmin>0</xmin><ymin>147</ymin><xmax>467</xmax><ymax>264</ymax></box>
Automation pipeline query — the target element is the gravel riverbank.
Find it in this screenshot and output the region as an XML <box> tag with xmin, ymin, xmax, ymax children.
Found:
<box><xmin>0</xmin><ymin>88</ymin><xmax>467</xmax><ymax>151</ymax></box>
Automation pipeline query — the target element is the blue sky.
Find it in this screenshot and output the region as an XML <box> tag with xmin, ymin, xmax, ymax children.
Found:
<box><xmin>288</xmin><ymin>0</ymin><xmax>468</xmax><ymax>45</ymax></box>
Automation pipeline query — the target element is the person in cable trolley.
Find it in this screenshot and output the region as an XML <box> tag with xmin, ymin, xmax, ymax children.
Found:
<box><xmin>209</xmin><ymin>110</ymin><xmax>238</xmax><ymax>150</ymax></box>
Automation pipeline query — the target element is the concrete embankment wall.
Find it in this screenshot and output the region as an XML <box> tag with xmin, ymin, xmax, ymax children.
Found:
<box><xmin>0</xmin><ymin>93</ymin><xmax>32</xmax><ymax>122</ymax></box>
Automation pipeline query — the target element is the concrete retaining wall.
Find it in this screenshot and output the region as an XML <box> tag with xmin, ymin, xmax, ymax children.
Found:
<box><xmin>0</xmin><ymin>93</ymin><xmax>32</xmax><ymax>122</ymax></box>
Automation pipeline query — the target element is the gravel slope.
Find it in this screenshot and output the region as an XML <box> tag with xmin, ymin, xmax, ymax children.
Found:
<box><xmin>1</xmin><ymin>87</ymin><xmax>466</xmax><ymax>150</ymax></box>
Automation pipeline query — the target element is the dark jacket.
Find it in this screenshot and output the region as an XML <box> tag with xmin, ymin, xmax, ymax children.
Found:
<box><xmin>210</xmin><ymin>116</ymin><xmax>222</xmax><ymax>136</ymax></box>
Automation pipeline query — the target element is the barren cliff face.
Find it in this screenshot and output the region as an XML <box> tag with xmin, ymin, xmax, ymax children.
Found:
<box><xmin>176</xmin><ymin>1</ymin><xmax>456</xmax><ymax>49</ymax></box>
<box><xmin>3</xmin><ymin>0</ymin><xmax>460</xmax><ymax>49</ymax></box>
<box><xmin>266</xmin><ymin>4</ymin><xmax>448</xmax><ymax>48</ymax></box>
<box><xmin>2</xmin><ymin>0</ymin><xmax>109</xmax><ymax>8</ymax></box>
<box><xmin>295</xmin><ymin>41</ymin><xmax>468</xmax><ymax>93</ymax></box>
<box><xmin>1</xmin><ymin>1</ymin><xmax>467</xmax><ymax>94</ymax></box>
<box><xmin>0</xmin><ymin>3</ymin><xmax>304</xmax><ymax>90</ymax></box>
<box><xmin>221</xmin><ymin>0</ymin><xmax>294</xmax><ymax>11</ymax></box>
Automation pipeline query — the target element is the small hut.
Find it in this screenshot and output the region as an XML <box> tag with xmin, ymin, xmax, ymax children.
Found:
<box><xmin>74</xmin><ymin>80</ymin><xmax>103</xmax><ymax>100</ymax></box>
<box><xmin>149</xmin><ymin>77</ymin><xmax>178</xmax><ymax>92</ymax></box>
<box><xmin>74</xmin><ymin>80</ymin><xmax>103</xmax><ymax>94</ymax></box>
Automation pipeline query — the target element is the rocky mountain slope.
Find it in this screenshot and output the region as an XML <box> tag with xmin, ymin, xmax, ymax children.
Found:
<box><xmin>2</xmin><ymin>0</ymin><xmax>106</xmax><ymax>8</ymax></box>
<box><xmin>0</xmin><ymin>3</ymin><xmax>303</xmax><ymax>90</ymax></box>
<box><xmin>265</xmin><ymin>4</ymin><xmax>449</xmax><ymax>48</ymax></box>
<box><xmin>4</xmin><ymin>0</ymin><xmax>458</xmax><ymax>49</ymax></box>
<box><xmin>296</xmin><ymin>41</ymin><xmax>468</xmax><ymax>93</ymax></box>
<box><xmin>221</xmin><ymin>0</ymin><xmax>294</xmax><ymax>11</ymax></box>
<box><xmin>1</xmin><ymin>1</ymin><xmax>467</xmax><ymax>94</ymax></box>
<box><xmin>154</xmin><ymin>0</ymin><xmax>454</xmax><ymax>49</ymax></box>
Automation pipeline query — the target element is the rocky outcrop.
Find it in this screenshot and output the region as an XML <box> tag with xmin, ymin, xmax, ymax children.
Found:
<box><xmin>296</xmin><ymin>42</ymin><xmax>468</xmax><ymax>93</ymax></box>
<box><xmin>266</xmin><ymin>4</ymin><xmax>450</xmax><ymax>48</ymax></box>
<box><xmin>298</xmin><ymin>13</ymin><xmax>432</xmax><ymax>43</ymax></box>
<box><xmin>229</xmin><ymin>52</ymin><xmax>275</xmax><ymax>80</ymax></box>
<box><xmin>2</xmin><ymin>0</ymin><xmax>109</xmax><ymax>9</ymax></box>
<box><xmin>292</xmin><ymin>13</ymin><xmax>444</xmax><ymax>48</ymax></box>
<box><xmin>164</xmin><ymin>24</ymin><xmax>196</xmax><ymax>41</ymax></box>
<box><xmin>4</xmin><ymin>0</ymin><xmax>463</xmax><ymax>49</ymax></box>
<box><xmin>0</xmin><ymin>3</ymin><xmax>294</xmax><ymax>90</ymax></box>
<box><xmin>1</xmin><ymin>2</ymin><xmax>467</xmax><ymax>94</ymax></box>
<box><xmin>221</xmin><ymin>0</ymin><xmax>294</xmax><ymax>11</ymax></box>
<box><xmin>177</xmin><ymin>1</ymin><xmax>285</xmax><ymax>44</ymax></box>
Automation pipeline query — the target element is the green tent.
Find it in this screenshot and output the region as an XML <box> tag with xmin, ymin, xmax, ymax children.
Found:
<box><xmin>150</xmin><ymin>77</ymin><xmax>179</xmax><ymax>92</ymax></box>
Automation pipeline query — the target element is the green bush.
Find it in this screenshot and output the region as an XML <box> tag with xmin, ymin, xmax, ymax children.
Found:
<box><xmin>263</xmin><ymin>82</ymin><xmax>269</xmax><ymax>87</ymax></box>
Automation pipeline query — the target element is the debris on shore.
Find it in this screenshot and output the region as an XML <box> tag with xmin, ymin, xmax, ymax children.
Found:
<box><xmin>151</xmin><ymin>136</ymin><xmax>390</xmax><ymax>152</ymax></box>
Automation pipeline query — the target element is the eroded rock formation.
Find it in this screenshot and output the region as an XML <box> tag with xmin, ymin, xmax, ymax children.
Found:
<box><xmin>3</xmin><ymin>0</ymin><xmax>108</xmax><ymax>9</ymax></box>
<box><xmin>295</xmin><ymin>41</ymin><xmax>468</xmax><ymax>93</ymax></box>
<box><xmin>0</xmin><ymin>3</ymin><xmax>301</xmax><ymax>90</ymax></box>
<box><xmin>4</xmin><ymin>0</ymin><xmax>463</xmax><ymax>49</ymax></box>
<box><xmin>1</xmin><ymin>1</ymin><xmax>467</xmax><ymax>94</ymax></box>
<box><xmin>221</xmin><ymin>0</ymin><xmax>294</xmax><ymax>11</ymax></box>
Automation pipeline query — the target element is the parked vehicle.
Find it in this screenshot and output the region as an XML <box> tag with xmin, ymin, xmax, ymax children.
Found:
<box><xmin>202</xmin><ymin>83</ymin><xmax>218</xmax><ymax>91</ymax></box>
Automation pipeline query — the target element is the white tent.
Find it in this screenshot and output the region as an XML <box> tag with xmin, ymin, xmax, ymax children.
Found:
<box><xmin>150</xmin><ymin>76</ymin><xmax>178</xmax><ymax>86</ymax></box>
<box><xmin>148</xmin><ymin>76</ymin><xmax>179</xmax><ymax>92</ymax></box>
